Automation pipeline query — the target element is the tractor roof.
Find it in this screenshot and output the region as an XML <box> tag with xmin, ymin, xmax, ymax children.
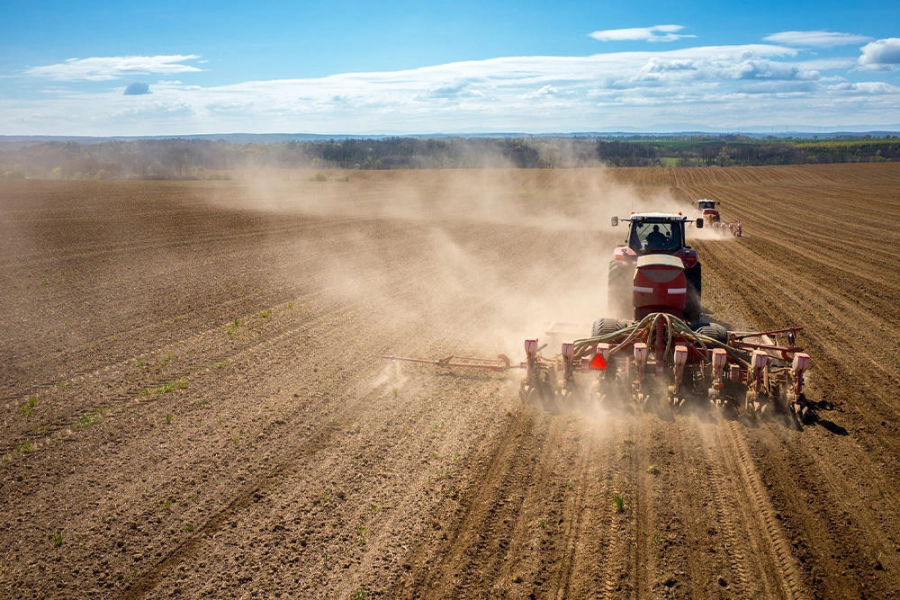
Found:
<box><xmin>624</xmin><ymin>212</ymin><xmax>691</xmax><ymax>222</ymax></box>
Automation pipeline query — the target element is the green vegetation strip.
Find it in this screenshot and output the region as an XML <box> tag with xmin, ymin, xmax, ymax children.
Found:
<box><xmin>143</xmin><ymin>378</ymin><xmax>187</xmax><ymax>396</ymax></box>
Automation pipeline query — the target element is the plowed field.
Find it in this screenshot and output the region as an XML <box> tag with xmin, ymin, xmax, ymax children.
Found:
<box><xmin>2</xmin><ymin>163</ymin><xmax>899</xmax><ymax>599</ymax></box>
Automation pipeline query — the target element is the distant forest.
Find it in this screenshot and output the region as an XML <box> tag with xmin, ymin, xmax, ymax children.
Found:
<box><xmin>1</xmin><ymin>135</ymin><xmax>898</xmax><ymax>180</ymax></box>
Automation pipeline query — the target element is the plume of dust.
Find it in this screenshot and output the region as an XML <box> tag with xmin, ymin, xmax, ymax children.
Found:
<box><xmin>371</xmin><ymin>359</ymin><xmax>408</xmax><ymax>393</ymax></box>
<box><xmin>224</xmin><ymin>166</ymin><xmax>663</xmax><ymax>232</ymax></box>
<box><xmin>658</xmin><ymin>193</ymin><xmax>742</xmax><ymax>243</ymax></box>
<box><xmin>607</xmin><ymin>188</ymin><xmax>741</xmax><ymax>244</ymax></box>
<box><xmin>215</xmin><ymin>165</ymin><xmax>693</xmax><ymax>396</ymax></box>
<box><xmin>691</xmin><ymin>220</ymin><xmax>742</xmax><ymax>242</ymax></box>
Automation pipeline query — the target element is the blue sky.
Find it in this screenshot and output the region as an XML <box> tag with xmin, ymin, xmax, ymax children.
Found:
<box><xmin>2</xmin><ymin>0</ymin><xmax>899</xmax><ymax>136</ymax></box>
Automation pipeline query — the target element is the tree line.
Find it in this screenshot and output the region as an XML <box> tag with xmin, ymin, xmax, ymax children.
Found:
<box><xmin>1</xmin><ymin>135</ymin><xmax>897</xmax><ymax>180</ymax></box>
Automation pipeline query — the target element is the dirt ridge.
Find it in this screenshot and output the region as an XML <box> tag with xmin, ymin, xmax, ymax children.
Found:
<box><xmin>2</xmin><ymin>164</ymin><xmax>899</xmax><ymax>599</ymax></box>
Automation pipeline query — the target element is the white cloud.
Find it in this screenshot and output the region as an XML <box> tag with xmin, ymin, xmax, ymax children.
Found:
<box><xmin>152</xmin><ymin>45</ymin><xmax>810</xmax><ymax>122</ymax></box>
<box><xmin>3</xmin><ymin>43</ymin><xmax>899</xmax><ymax>136</ymax></box>
<box><xmin>796</xmin><ymin>57</ymin><xmax>858</xmax><ymax>71</ymax></box>
<box><xmin>523</xmin><ymin>84</ymin><xmax>559</xmax><ymax>99</ymax></box>
<box><xmin>415</xmin><ymin>78</ymin><xmax>485</xmax><ymax>100</ymax></box>
<box><xmin>641</xmin><ymin>58</ymin><xmax>698</xmax><ymax>73</ymax></box>
<box><xmin>24</xmin><ymin>55</ymin><xmax>202</xmax><ymax>82</ymax></box>
<box><xmin>589</xmin><ymin>25</ymin><xmax>695</xmax><ymax>43</ymax></box>
<box><xmin>832</xmin><ymin>81</ymin><xmax>897</xmax><ymax>94</ymax></box>
<box><xmin>736</xmin><ymin>81</ymin><xmax>819</xmax><ymax>95</ymax></box>
<box><xmin>732</xmin><ymin>61</ymin><xmax>818</xmax><ymax>81</ymax></box>
<box><xmin>859</xmin><ymin>38</ymin><xmax>900</xmax><ymax>70</ymax></box>
<box><xmin>764</xmin><ymin>30</ymin><xmax>872</xmax><ymax>47</ymax></box>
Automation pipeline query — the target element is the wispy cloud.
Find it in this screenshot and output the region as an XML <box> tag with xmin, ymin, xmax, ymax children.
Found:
<box><xmin>589</xmin><ymin>25</ymin><xmax>695</xmax><ymax>43</ymax></box>
<box><xmin>117</xmin><ymin>46</ymin><xmax>810</xmax><ymax>123</ymax></box>
<box><xmin>763</xmin><ymin>30</ymin><xmax>872</xmax><ymax>47</ymax></box>
<box><xmin>415</xmin><ymin>78</ymin><xmax>484</xmax><ymax>100</ymax></box>
<box><xmin>25</xmin><ymin>55</ymin><xmax>202</xmax><ymax>82</ymax></box>
<box><xmin>3</xmin><ymin>42</ymin><xmax>899</xmax><ymax>135</ymax></box>
<box><xmin>858</xmin><ymin>38</ymin><xmax>900</xmax><ymax>71</ymax></box>
<box><xmin>736</xmin><ymin>81</ymin><xmax>819</xmax><ymax>95</ymax></box>
<box><xmin>833</xmin><ymin>81</ymin><xmax>897</xmax><ymax>93</ymax></box>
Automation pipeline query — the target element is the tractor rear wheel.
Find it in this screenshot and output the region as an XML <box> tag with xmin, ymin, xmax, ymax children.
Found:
<box><xmin>694</xmin><ymin>322</ymin><xmax>728</xmax><ymax>343</ymax></box>
<box><xmin>607</xmin><ymin>261</ymin><xmax>632</xmax><ymax>319</ymax></box>
<box><xmin>591</xmin><ymin>318</ymin><xmax>629</xmax><ymax>338</ymax></box>
<box><xmin>684</xmin><ymin>263</ymin><xmax>702</xmax><ymax>324</ymax></box>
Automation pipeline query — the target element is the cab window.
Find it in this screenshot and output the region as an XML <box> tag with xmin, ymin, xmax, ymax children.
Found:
<box><xmin>630</xmin><ymin>222</ymin><xmax>677</xmax><ymax>252</ymax></box>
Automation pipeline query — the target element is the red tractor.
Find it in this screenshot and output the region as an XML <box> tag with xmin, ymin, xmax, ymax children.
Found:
<box><xmin>698</xmin><ymin>198</ymin><xmax>743</xmax><ymax>237</ymax></box>
<box><xmin>607</xmin><ymin>213</ymin><xmax>703</xmax><ymax>326</ymax></box>
<box><xmin>697</xmin><ymin>198</ymin><xmax>721</xmax><ymax>225</ymax></box>
<box><xmin>383</xmin><ymin>210</ymin><xmax>812</xmax><ymax>421</ymax></box>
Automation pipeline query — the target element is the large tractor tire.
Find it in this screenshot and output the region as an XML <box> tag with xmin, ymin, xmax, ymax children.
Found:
<box><xmin>607</xmin><ymin>260</ymin><xmax>633</xmax><ymax>320</ymax></box>
<box><xmin>684</xmin><ymin>263</ymin><xmax>702</xmax><ymax>324</ymax></box>
<box><xmin>693</xmin><ymin>322</ymin><xmax>728</xmax><ymax>344</ymax></box>
<box><xmin>591</xmin><ymin>318</ymin><xmax>629</xmax><ymax>338</ymax></box>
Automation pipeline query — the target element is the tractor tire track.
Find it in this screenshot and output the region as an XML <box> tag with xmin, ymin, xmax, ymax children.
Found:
<box><xmin>596</xmin><ymin>417</ymin><xmax>644</xmax><ymax>600</ymax></box>
<box><xmin>548</xmin><ymin>422</ymin><xmax>598</xmax><ymax>600</ymax></box>
<box><xmin>390</xmin><ymin>406</ymin><xmax>540</xmax><ymax>598</ymax></box>
<box><xmin>4</xmin><ymin>166</ymin><xmax>900</xmax><ymax>599</ymax></box>
<box><xmin>118</xmin><ymin>408</ymin><xmax>353</xmax><ymax>600</ymax></box>
<box><xmin>659</xmin><ymin>414</ymin><xmax>754</xmax><ymax>599</ymax></box>
<box><xmin>701</xmin><ymin>420</ymin><xmax>809</xmax><ymax>600</ymax></box>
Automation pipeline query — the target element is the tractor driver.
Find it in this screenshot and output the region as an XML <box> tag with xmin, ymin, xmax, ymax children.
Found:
<box><xmin>645</xmin><ymin>224</ymin><xmax>668</xmax><ymax>249</ymax></box>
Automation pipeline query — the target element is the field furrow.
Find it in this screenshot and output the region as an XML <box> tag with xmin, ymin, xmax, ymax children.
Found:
<box><xmin>2</xmin><ymin>164</ymin><xmax>899</xmax><ymax>599</ymax></box>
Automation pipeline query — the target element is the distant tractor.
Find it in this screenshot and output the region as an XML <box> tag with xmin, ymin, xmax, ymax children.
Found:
<box><xmin>697</xmin><ymin>198</ymin><xmax>721</xmax><ymax>225</ymax></box>
<box><xmin>698</xmin><ymin>198</ymin><xmax>743</xmax><ymax>237</ymax></box>
<box><xmin>608</xmin><ymin>213</ymin><xmax>703</xmax><ymax>324</ymax></box>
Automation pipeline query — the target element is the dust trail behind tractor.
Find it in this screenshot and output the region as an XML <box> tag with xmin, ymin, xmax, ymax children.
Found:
<box><xmin>383</xmin><ymin>310</ymin><xmax>811</xmax><ymax>425</ymax></box>
<box><xmin>383</xmin><ymin>206</ymin><xmax>810</xmax><ymax>424</ymax></box>
<box><xmin>697</xmin><ymin>198</ymin><xmax>742</xmax><ymax>236</ymax></box>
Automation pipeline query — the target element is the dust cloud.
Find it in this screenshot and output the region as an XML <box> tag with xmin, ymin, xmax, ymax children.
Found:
<box><xmin>216</xmin><ymin>167</ymin><xmax>699</xmax><ymax>365</ymax></box>
<box><xmin>613</xmin><ymin>192</ymin><xmax>740</xmax><ymax>243</ymax></box>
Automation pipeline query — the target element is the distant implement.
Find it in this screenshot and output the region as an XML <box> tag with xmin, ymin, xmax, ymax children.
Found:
<box><xmin>697</xmin><ymin>198</ymin><xmax>742</xmax><ymax>237</ymax></box>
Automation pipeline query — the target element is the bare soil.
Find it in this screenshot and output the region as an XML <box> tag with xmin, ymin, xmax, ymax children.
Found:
<box><xmin>1</xmin><ymin>164</ymin><xmax>899</xmax><ymax>599</ymax></box>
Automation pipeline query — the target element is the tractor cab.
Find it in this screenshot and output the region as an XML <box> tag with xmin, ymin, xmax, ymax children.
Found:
<box><xmin>628</xmin><ymin>219</ymin><xmax>682</xmax><ymax>254</ymax></box>
<box><xmin>611</xmin><ymin>213</ymin><xmax>702</xmax><ymax>261</ymax></box>
<box><xmin>609</xmin><ymin>212</ymin><xmax>704</xmax><ymax>323</ymax></box>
